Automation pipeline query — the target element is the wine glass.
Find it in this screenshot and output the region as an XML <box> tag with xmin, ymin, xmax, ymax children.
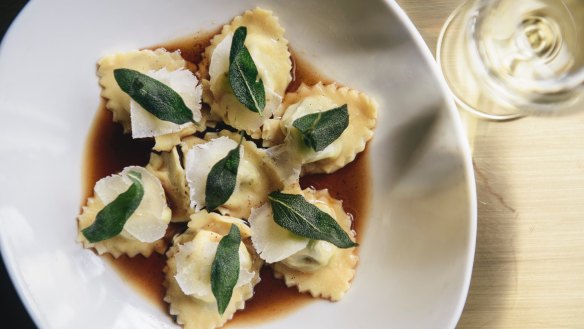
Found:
<box><xmin>437</xmin><ymin>0</ymin><xmax>584</xmax><ymax>121</ymax></box>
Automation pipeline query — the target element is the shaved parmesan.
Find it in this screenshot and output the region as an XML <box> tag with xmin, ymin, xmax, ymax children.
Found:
<box><xmin>130</xmin><ymin>68</ymin><xmax>202</xmax><ymax>138</ymax></box>
<box><xmin>185</xmin><ymin>137</ymin><xmax>242</xmax><ymax>211</ymax></box>
<box><xmin>249</xmin><ymin>192</ymin><xmax>338</xmax><ymax>271</ymax></box>
<box><xmin>266</xmin><ymin>144</ymin><xmax>301</xmax><ymax>186</ymax></box>
<box><xmin>249</xmin><ymin>203</ymin><xmax>309</xmax><ymax>263</ymax></box>
<box><xmin>208</xmin><ymin>33</ymin><xmax>232</xmax><ymax>95</ymax></box>
<box><xmin>94</xmin><ymin>166</ymin><xmax>171</xmax><ymax>243</ymax></box>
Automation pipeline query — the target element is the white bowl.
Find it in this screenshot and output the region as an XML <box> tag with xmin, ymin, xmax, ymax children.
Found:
<box><xmin>0</xmin><ymin>0</ymin><xmax>476</xmax><ymax>328</ymax></box>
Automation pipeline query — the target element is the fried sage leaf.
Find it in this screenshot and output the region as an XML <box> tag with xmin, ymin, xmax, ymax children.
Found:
<box><xmin>82</xmin><ymin>171</ymin><xmax>144</xmax><ymax>243</ymax></box>
<box><xmin>205</xmin><ymin>140</ymin><xmax>242</xmax><ymax>211</ymax></box>
<box><xmin>114</xmin><ymin>68</ymin><xmax>195</xmax><ymax>124</ymax></box>
<box><xmin>228</xmin><ymin>26</ymin><xmax>266</xmax><ymax>114</ymax></box>
<box><xmin>229</xmin><ymin>26</ymin><xmax>247</xmax><ymax>64</ymax></box>
<box><xmin>268</xmin><ymin>191</ymin><xmax>357</xmax><ymax>248</ymax></box>
<box><xmin>211</xmin><ymin>225</ymin><xmax>241</xmax><ymax>315</ymax></box>
<box><xmin>292</xmin><ymin>104</ymin><xmax>349</xmax><ymax>152</ymax></box>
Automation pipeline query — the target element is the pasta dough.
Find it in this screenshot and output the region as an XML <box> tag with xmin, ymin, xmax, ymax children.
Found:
<box><xmin>272</xmin><ymin>82</ymin><xmax>378</xmax><ymax>174</ymax></box>
<box><xmin>77</xmin><ymin>197</ymin><xmax>167</xmax><ymax>258</ymax></box>
<box><xmin>77</xmin><ymin>166</ymin><xmax>172</xmax><ymax>257</ymax></box>
<box><xmin>146</xmin><ymin>147</ymin><xmax>191</xmax><ymax>222</ymax></box>
<box><xmin>164</xmin><ymin>212</ymin><xmax>262</xmax><ymax>329</ymax></box>
<box><xmin>189</xmin><ymin>210</ymin><xmax>253</xmax><ymax>240</ymax></box>
<box><xmin>98</xmin><ymin>49</ymin><xmax>204</xmax><ymax>151</ymax></box>
<box><xmin>272</xmin><ymin>188</ymin><xmax>358</xmax><ymax>301</ymax></box>
<box><xmin>98</xmin><ymin>49</ymin><xmax>186</xmax><ymax>132</ymax></box>
<box><xmin>184</xmin><ymin>130</ymin><xmax>283</xmax><ymax>219</ymax></box>
<box><xmin>201</xmin><ymin>8</ymin><xmax>292</xmax><ymax>137</ymax></box>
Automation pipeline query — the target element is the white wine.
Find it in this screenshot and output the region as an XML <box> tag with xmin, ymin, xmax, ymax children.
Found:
<box><xmin>473</xmin><ymin>0</ymin><xmax>584</xmax><ymax>105</ymax></box>
<box><xmin>437</xmin><ymin>0</ymin><xmax>584</xmax><ymax>119</ymax></box>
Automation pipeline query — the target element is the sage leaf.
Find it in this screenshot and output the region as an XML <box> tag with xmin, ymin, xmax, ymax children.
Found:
<box><xmin>211</xmin><ymin>224</ymin><xmax>241</xmax><ymax>315</ymax></box>
<box><xmin>229</xmin><ymin>26</ymin><xmax>247</xmax><ymax>64</ymax></box>
<box><xmin>228</xmin><ymin>26</ymin><xmax>266</xmax><ymax>115</ymax></box>
<box><xmin>82</xmin><ymin>171</ymin><xmax>144</xmax><ymax>243</ymax></box>
<box><xmin>292</xmin><ymin>104</ymin><xmax>349</xmax><ymax>152</ymax></box>
<box><xmin>205</xmin><ymin>141</ymin><xmax>241</xmax><ymax>211</ymax></box>
<box><xmin>114</xmin><ymin>68</ymin><xmax>194</xmax><ymax>125</ymax></box>
<box><xmin>268</xmin><ymin>191</ymin><xmax>357</xmax><ymax>248</ymax></box>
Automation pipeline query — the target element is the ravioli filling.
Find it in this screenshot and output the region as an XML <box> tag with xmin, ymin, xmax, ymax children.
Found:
<box><xmin>281</xmin><ymin>240</ymin><xmax>336</xmax><ymax>273</ymax></box>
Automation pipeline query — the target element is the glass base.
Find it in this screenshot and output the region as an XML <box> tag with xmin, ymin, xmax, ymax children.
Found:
<box><xmin>436</xmin><ymin>1</ymin><xmax>524</xmax><ymax>121</ymax></box>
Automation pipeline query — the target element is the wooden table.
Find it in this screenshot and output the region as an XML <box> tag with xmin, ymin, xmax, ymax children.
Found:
<box><xmin>397</xmin><ymin>0</ymin><xmax>584</xmax><ymax>328</ymax></box>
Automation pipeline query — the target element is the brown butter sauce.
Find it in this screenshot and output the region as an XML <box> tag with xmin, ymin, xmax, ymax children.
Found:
<box><xmin>82</xmin><ymin>30</ymin><xmax>371</xmax><ymax>326</ymax></box>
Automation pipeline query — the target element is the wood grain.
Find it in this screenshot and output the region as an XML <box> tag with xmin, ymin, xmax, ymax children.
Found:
<box><xmin>396</xmin><ymin>0</ymin><xmax>584</xmax><ymax>328</ymax></box>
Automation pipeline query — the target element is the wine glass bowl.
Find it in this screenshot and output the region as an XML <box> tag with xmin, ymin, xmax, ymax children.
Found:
<box><xmin>438</xmin><ymin>0</ymin><xmax>584</xmax><ymax>120</ymax></box>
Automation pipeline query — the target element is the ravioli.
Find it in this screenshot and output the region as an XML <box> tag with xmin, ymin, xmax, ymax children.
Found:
<box><xmin>271</xmin><ymin>188</ymin><xmax>358</xmax><ymax>301</ymax></box>
<box><xmin>77</xmin><ymin>197</ymin><xmax>167</xmax><ymax>258</ymax></box>
<box><xmin>77</xmin><ymin>166</ymin><xmax>172</xmax><ymax>257</ymax></box>
<box><xmin>200</xmin><ymin>8</ymin><xmax>292</xmax><ymax>137</ymax></box>
<box><xmin>153</xmin><ymin>125</ymin><xmax>199</xmax><ymax>152</ymax></box>
<box><xmin>184</xmin><ymin>130</ymin><xmax>283</xmax><ymax>219</ymax></box>
<box><xmin>189</xmin><ymin>210</ymin><xmax>253</xmax><ymax>239</ymax></box>
<box><xmin>185</xmin><ymin>136</ymin><xmax>241</xmax><ymax>212</ymax></box>
<box><xmin>164</xmin><ymin>212</ymin><xmax>262</xmax><ymax>329</ymax></box>
<box><xmin>261</xmin><ymin>118</ymin><xmax>285</xmax><ymax>147</ymax></box>
<box><xmin>97</xmin><ymin>49</ymin><xmax>204</xmax><ymax>151</ymax></box>
<box><xmin>271</xmin><ymin>82</ymin><xmax>378</xmax><ymax>174</ymax></box>
<box><xmin>146</xmin><ymin>147</ymin><xmax>191</xmax><ymax>222</ymax></box>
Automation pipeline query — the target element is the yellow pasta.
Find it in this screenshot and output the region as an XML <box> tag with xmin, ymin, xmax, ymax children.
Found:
<box><xmin>275</xmin><ymin>82</ymin><xmax>378</xmax><ymax>174</ymax></box>
<box><xmin>200</xmin><ymin>8</ymin><xmax>292</xmax><ymax>137</ymax></box>
<box><xmin>164</xmin><ymin>212</ymin><xmax>262</xmax><ymax>329</ymax></box>
<box><xmin>188</xmin><ymin>210</ymin><xmax>252</xmax><ymax>239</ymax></box>
<box><xmin>184</xmin><ymin>130</ymin><xmax>283</xmax><ymax>219</ymax></box>
<box><xmin>77</xmin><ymin>197</ymin><xmax>167</xmax><ymax>258</ymax></box>
<box><xmin>272</xmin><ymin>188</ymin><xmax>358</xmax><ymax>301</ymax></box>
<box><xmin>77</xmin><ymin>166</ymin><xmax>172</xmax><ymax>257</ymax></box>
<box><xmin>98</xmin><ymin>49</ymin><xmax>186</xmax><ymax>132</ymax></box>
<box><xmin>146</xmin><ymin>147</ymin><xmax>191</xmax><ymax>222</ymax></box>
<box><xmin>98</xmin><ymin>49</ymin><xmax>204</xmax><ymax>151</ymax></box>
